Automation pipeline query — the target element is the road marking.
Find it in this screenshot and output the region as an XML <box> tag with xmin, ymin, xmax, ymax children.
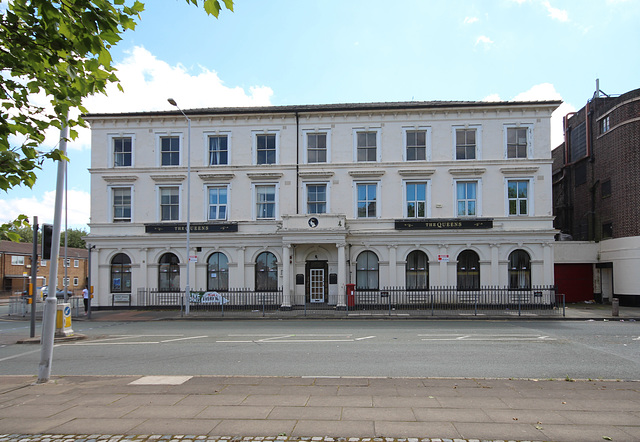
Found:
<box><xmin>419</xmin><ymin>333</ymin><xmax>556</xmax><ymax>341</ymax></box>
<box><xmin>0</xmin><ymin>348</ymin><xmax>40</xmax><ymax>362</ymax></box>
<box><xmin>217</xmin><ymin>333</ymin><xmax>374</xmax><ymax>343</ymax></box>
<box><xmin>355</xmin><ymin>336</ymin><xmax>376</xmax><ymax>341</ymax></box>
<box><xmin>161</xmin><ymin>335</ymin><xmax>207</xmax><ymax>343</ymax></box>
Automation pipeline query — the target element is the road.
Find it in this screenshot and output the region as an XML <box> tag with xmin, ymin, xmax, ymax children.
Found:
<box><xmin>0</xmin><ymin>319</ymin><xmax>639</xmax><ymax>380</ymax></box>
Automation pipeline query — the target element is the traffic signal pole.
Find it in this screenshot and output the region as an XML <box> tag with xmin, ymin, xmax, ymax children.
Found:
<box><xmin>37</xmin><ymin>120</ymin><xmax>67</xmax><ymax>383</ymax></box>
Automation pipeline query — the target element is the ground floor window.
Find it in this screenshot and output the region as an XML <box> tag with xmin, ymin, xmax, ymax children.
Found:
<box><xmin>255</xmin><ymin>251</ymin><xmax>278</xmax><ymax>291</ymax></box>
<box><xmin>457</xmin><ymin>250</ymin><xmax>480</xmax><ymax>290</ymax></box>
<box><xmin>356</xmin><ymin>251</ymin><xmax>379</xmax><ymax>290</ymax></box>
<box><xmin>406</xmin><ymin>250</ymin><xmax>429</xmax><ymax>289</ymax></box>
<box><xmin>111</xmin><ymin>253</ymin><xmax>132</xmax><ymax>293</ymax></box>
<box><xmin>158</xmin><ymin>253</ymin><xmax>180</xmax><ymax>291</ymax></box>
<box><xmin>208</xmin><ymin>252</ymin><xmax>229</xmax><ymax>291</ymax></box>
<box><xmin>509</xmin><ymin>249</ymin><xmax>531</xmax><ymax>289</ymax></box>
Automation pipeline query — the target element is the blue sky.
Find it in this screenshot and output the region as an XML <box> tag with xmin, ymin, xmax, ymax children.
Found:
<box><xmin>1</xmin><ymin>0</ymin><xmax>639</xmax><ymax>230</ymax></box>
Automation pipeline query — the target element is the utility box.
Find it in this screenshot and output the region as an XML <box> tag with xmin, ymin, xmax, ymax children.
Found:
<box><xmin>55</xmin><ymin>303</ymin><xmax>74</xmax><ymax>337</ymax></box>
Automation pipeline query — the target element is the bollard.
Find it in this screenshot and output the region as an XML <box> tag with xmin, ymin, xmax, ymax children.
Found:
<box><xmin>55</xmin><ymin>303</ymin><xmax>74</xmax><ymax>337</ymax></box>
<box><xmin>612</xmin><ymin>298</ymin><xmax>619</xmax><ymax>317</ymax></box>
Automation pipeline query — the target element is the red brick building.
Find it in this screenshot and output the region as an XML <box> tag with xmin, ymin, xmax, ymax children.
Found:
<box><xmin>552</xmin><ymin>86</ymin><xmax>640</xmax><ymax>305</ymax></box>
<box><xmin>0</xmin><ymin>240</ymin><xmax>88</xmax><ymax>298</ymax></box>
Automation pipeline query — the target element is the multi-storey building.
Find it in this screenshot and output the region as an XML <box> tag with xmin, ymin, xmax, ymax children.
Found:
<box><xmin>85</xmin><ymin>100</ymin><xmax>560</xmax><ymax>308</ymax></box>
<box><xmin>553</xmin><ymin>86</ymin><xmax>640</xmax><ymax>306</ymax></box>
<box><xmin>0</xmin><ymin>240</ymin><xmax>88</xmax><ymax>297</ymax></box>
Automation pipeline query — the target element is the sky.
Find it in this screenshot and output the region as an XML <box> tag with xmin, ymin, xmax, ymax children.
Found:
<box><xmin>1</xmin><ymin>0</ymin><xmax>639</xmax><ymax>230</ymax></box>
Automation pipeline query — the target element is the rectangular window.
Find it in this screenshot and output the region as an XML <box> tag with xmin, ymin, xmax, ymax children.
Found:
<box><xmin>256</xmin><ymin>185</ymin><xmax>276</xmax><ymax>219</ymax></box>
<box><xmin>456</xmin><ymin>181</ymin><xmax>477</xmax><ymax>217</ymax></box>
<box><xmin>256</xmin><ymin>134</ymin><xmax>277</xmax><ymax>165</ymax></box>
<box><xmin>307</xmin><ymin>184</ymin><xmax>327</xmax><ymax>214</ymax></box>
<box><xmin>406</xmin><ymin>182</ymin><xmax>428</xmax><ymax>218</ymax></box>
<box><xmin>307</xmin><ymin>133</ymin><xmax>327</xmax><ymax>163</ymax></box>
<box><xmin>508</xmin><ymin>180</ymin><xmax>529</xmax><ymax>216</ymax></box>
<box><xmin>11</xmin><ymin>255</ymin><xmax>24</xmax><ymax>266</ymax></box>
<box><xmin>507</xmin><ymin>127</ymin><xmax>528</xmax><ymax>159</ymax></box>
<box><xmin>113</xmin><ymin>187</ymin><xmax>132</xmax><ymax>222</ymax></box>
<box><xmin>601</xmin><ymin>116</ymin><xmax>610</xmax><ymax>134</ymax></box>
<box><xmin>356</xmin><ymin>131</ymin><xmax>377</xmax><ymax>162</ymax></box>
<box><xmin>208</xmin><ymin>186</ymin><xmax>228</xmax><ymax>220</ymax></box>
<box><xmin>73</xmin><ymin>277</ymin><xmax>79</xmax><ymax>286</ymax></box>
<box><xmin>602</xmin><ymin>222</ymin><xmax>613</xmax><ymax>239</ymax></box>
<box><xmin>64</xmin><ymin>258</ymin><xmax>70</xmax><ymax>267</ymax></box>
<box><xmin>357</xmin><ymin>183</ymin><xmax>377</xmax><ymax>218</ymax></box>
<box><xmin>208</xmin><ymin>135</ymin><xmax>228</xmax><ymax>165</ymax></box>
<box><xmin>160</xmin><ymin>136</ymin><xmax>180</xmax><ymax>166</ymax></box>
<box><xmin>406</xmin><ymin>130</ymin><xmax>426</xmax><ymax>161</ymax></box>
<box><xmin>160</xmin><ymin>187</ymin><xmax>180</xmax><ymax>221</ymax></box>
<box><xmin>601</xmin><ymin>179</ymin><xmax>611</xmax><ymax>198</ymax></box>
<box><xmin>74</xmin><ymin>259</ymin><xmax>79</xmax><ymax>268</ymax></box>
<box><xmin>456</xmin><ymin>129</ymin><xmax>476</xmax><ymax>160</ymax></box>
<box><xmin>113</xmin><ymin>137</ymin><xmax>132</xmax><ymax>167</ymax></box>
<box><xmin>41</xmin><ymin>260</ymin><xmax>46</xmax><ymax>267</ymax></box>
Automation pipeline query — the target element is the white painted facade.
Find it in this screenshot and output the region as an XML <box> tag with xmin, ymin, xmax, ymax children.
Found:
<box><xmin>86</xmin><ymin>100</ymin><xmax>560</xmax><ymax>307</ymax></box>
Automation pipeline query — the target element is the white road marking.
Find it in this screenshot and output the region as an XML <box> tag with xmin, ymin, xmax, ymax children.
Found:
<box><xmin>0</xmin><ymin>348</ymin><xmax>40</xmax><ymax>362</ymax></box>
<box><xmin>419</xmin><ymin>333</ymin><xmax>556</xmax><ymax>341</ymax></box>
<box><xmin>160</xmin><ymin>335</ymin><xmax>207</xmax><ymax>343</ymax></box>
<box><xmin>355</xmin><ymin>336</ymin><xmax>376</xmax><ymax>341</ymax></box>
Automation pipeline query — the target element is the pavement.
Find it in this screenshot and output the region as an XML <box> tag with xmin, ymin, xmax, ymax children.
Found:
<box><xmin>1</xmin><ymin>302</ymin><xmax>639</xmax><ymax>442</ymax></box>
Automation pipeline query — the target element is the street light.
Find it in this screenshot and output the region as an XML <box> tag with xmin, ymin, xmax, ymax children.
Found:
<box><xmin>168</xmin><ymin>98</ymin><xmax>191</xmax><ymax>315</ymax></box>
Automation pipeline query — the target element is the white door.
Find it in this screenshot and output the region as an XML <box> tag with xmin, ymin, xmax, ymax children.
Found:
<box><xmin>310</xmin><ymin>269</ymin><xmax>325</xmax><ymax>303</ymax></box>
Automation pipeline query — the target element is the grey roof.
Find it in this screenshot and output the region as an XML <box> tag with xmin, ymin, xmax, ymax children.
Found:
<box><xmin>0</xmin><ymin>241</ymin><xmax>88</xmax><ymax>258</ymax></box>
<box><xmin>84</xmin><ymin>99</ymin><xmax>562</xmax><ymax>119</ymax></box>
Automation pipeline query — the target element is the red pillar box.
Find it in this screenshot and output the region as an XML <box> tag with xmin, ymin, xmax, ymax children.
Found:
<box><xmin>346</xmin><ymin>283</ymin><xmax>356</xmax><ymax>307</ymax></box>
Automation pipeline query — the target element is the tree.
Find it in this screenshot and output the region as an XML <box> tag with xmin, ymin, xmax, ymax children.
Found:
<box><xmin>0</xmin><ymin>0</ymin><xmax>233</xmax><ymax>239</ymax></box>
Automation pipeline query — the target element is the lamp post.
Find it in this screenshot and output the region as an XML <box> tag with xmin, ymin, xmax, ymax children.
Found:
<box><xmin>168</xmin><ymin>98</ymin><xmax>191</xmax><ymax>315</ymax></box>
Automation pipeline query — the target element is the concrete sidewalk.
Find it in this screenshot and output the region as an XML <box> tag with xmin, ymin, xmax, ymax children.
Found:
<box><xmin>1</xmin><ymin>375</ymin><xmax>639</xmax><ymax>442</ymax></box>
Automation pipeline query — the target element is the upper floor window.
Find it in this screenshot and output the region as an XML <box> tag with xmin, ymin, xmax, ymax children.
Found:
<box><xmin>113</xmin><ymin>137</ymin><xmax>132</xmax><ymax>167</ymax></box>
<box><xmin>11</xmin><ymin>255</ymin><xmax>24</xmax><ymax>266</ymax></box>
<box><xmin>455</xmin><ymin>128</ymin><xmax>476</xmax><ymax>160</ymax></box>
<box><xmin>256</xmin><ymin>133</ymin><xmax>277</xmax><ymax>165</ymax></box>
<box><xmin>306</xmin><ymin>183</ymin><xmax>327</xmax><ymax>214</ymax></box>
<box><xmin>208</xmin><ymin>135</ymin><xmax>228</xmax><ymax>165</ymax></box>
<box><xmin>356</xmin><ymin>183</ymin><xmax>378</xmax><ymax>218</ymax></box>
<box><xmin>355</xmin><ymin>130</ymin><xmax>379</xmax><ymax>162</ymax></box>
<box><xmin>74</xmin><ymin>259</ymin><xmax>79</xmax><ymax>268</ymax></box>
<box><xmin>160</xmin><ymin>186</ymin><xmax>180</xmax><ymax>221</ymax></box>
<box><xmin>307</xmin><ymin>132</ymin><xmax>328</xmax><ymax>163</ymax></box>
<box><xmin>255</xmin><ymin>184</ymin><xmax>277</xmax><ymax>219</ymax></box>
<box><xmin>112</xmin><ymin>187</ymin><xmax>132</xmax><ymax>222</ymax></box>
<box><xmin>405</xmin><ymin>181</ymin><xmax>429</xmax><ymax>218</ymax></box>
<box><xmin>456</xmin><ymin>181</ymin><xmax>478</xmax><ymax>217</ymax></box>
<box><xmin>405</xmin><ymin>129</ymin><xmax>427</xmax><ymax>161</ymax></box>
<box><xmin>506</xmin><ymin>126</ymin><xmax>530</xmax><ymax>159</ymax></box>
<box><xmin>208</xmin><ymin>186</ymin><xmax>228</xmax><ymax>220</ymax></box>
<box><xmin>160</xmin><ymin>136</ymin><xmax>180</xmax><ymax>166</ymax></box>
<box><xmin>507</xmin><ymin>179</ymin><xmax>530</xmax><ymax>216</ymax></box>
<box><xmin>600</xmin><ymin>116</ymin><xmax>610</xmax><ymax>134</ymax></box>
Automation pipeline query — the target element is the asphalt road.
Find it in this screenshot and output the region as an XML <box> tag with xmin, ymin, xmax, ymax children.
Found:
<box><xmin>1</xmin><ymin>319</ymin><xmax>639</xmax><ymax>380</ymax></box>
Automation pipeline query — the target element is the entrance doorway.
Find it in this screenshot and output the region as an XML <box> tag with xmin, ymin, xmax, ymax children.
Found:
<box><xmin>305</xmin><ymin>261</ymin><xmax>328</xmax><ymax>303</ymax></box>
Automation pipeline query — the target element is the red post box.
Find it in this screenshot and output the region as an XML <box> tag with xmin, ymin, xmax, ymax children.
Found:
<box><xmin>346</xmin><ymin>283</ymin><xmax>356</xmax><ymax>307</ymax></box>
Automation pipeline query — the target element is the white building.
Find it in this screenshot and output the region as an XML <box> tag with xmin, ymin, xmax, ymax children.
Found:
<box><xmin>85</xmin><ymin>100</ymin><xmax>561</xmax><ymax>308</ymax></box>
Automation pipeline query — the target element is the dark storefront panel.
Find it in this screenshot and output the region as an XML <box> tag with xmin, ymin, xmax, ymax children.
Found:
<box><xmin>554</xmin><ymin>264</ymin><xmax>593</xmax><ymax>302</ymax></box>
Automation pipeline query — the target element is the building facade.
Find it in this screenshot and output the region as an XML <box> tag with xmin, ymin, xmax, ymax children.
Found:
<box><xmin>86</xmin><ymin>100</ymin><xmax>560</xmax><ymax>308</ymax></box>
<box><xmin>0</xmin><ymin>241</ymin><xmax>88</xmax><ymax>297</ymax></box>
<box><xmin>552</xmin><ymin>86</ymin><xmax>640</xmax><ymax>306</ymax></box>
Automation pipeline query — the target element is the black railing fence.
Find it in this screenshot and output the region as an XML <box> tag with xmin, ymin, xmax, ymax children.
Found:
<box><xmin>134</xmin><ymin>285</ymin><xmax>564</xmax><ymax>317</ymax></box>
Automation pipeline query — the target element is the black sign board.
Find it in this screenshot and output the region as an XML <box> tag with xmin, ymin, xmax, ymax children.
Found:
<box><xmin>145</xmin><ymin>222</ymin><xmax>239</xmax><ymax>234</ymax></box>
<box><xmin>395</xmin><ymin>218</ymin><xmax>493</xmax><ymax>230</ymax></box>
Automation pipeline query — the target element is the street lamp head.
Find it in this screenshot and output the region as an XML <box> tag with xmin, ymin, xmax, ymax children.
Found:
<box><xmin>167</xmin><ymin>98</ymin><xmax>177</xmax><ymax>106</ymax></box>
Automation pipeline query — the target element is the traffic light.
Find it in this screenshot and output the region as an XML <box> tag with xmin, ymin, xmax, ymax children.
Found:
<box><xmin>42</xmin><ymin>223</ymin><xmax>53</xmax><ymax>260</ymax></box>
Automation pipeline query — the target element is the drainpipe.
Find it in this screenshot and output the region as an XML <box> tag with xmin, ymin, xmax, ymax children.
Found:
<box><xmin>295</xmin><ymin>111</ymin><xmax>300</xmax><ymax>214</ymax></box>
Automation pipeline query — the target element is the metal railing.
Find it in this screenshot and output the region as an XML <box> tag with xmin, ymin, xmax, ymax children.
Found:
<box><xmin>8</xmin><ymin>295</ymin><xmax>84</xmax><ymax>318</ymax></box>
<box><xmin>133</xmin><ymin>286</ymin><xmax>563</xmax><ymax>317</ymax></box>
<box><xmin>351</xmin><ymin>285</ymin><xmax>564</xmax><ymax>316</ymax></box>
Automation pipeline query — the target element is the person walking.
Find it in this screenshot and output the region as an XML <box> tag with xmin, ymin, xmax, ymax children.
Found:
<box><xmin>82</xmin><ymin>286</ymin><xmax>89</xmax><ymax>315</ymax></box>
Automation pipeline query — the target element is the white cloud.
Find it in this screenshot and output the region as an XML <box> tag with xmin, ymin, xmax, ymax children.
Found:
<box><xmin>0</xmin><ymin>189</ymin><xmax>90</xmax><ymax>230</ymax></box>
<box><xmin>463</xmin><ymin>16</ymin><xmax>479</xmax><ymax>24</ymax></box>
<box><xmin>475</xmin><ymin>35</ymin><xmax>494</xmax><ymax>48</ymax></box>
<box><xmin>482</xmin><ymin>94</ymin><xmax>502</xmax><ymax>102</ymax></box>
<box><xmin>542</xmin><ymin>1</ymin><xmax>569</xmax><ymax>22</ymax></box>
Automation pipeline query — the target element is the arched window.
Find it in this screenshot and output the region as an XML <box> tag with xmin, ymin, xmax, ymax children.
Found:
<box><xmin>255</xmin><ymin>251</ymin><xmax>277</xmax><ymax>291</ymax></box>
<box><xmin>208</xmin><ymin>252</ymin><xmax>229</xmax><ymax>291</ymax></box>
<box><xmin>457</xmin><ymin>250</ymin><xmax>480</xmax><ymax>290</ymax></box>
<box><xmin>356</xmin><ymin>251</ymin><xmax>379</xmax><ymax>290</ymax></box>
<box><xmin>110</xmin><ymin>253</ymin><xmax>131</xmax><ymax>293</ymax></box>
<box><xmin>158</xmin><ymin>253</ymin><xmax>180</xmax><ymax>291</ymax></box>
<box><xmin>509</xmin><ymin>250</ymin><xmax>531</xmax><ymax>289</ymax></box>
<box><xmin>406</xmin><ymin>250</ymin><xmax>429</xmax><ymax>289</ymax></box>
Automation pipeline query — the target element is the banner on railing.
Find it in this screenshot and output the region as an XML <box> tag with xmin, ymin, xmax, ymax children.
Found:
<box><xmin>189</xmin><ymin>291</ymin><xmax>229</xmax><ymax>305</ymax></box>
